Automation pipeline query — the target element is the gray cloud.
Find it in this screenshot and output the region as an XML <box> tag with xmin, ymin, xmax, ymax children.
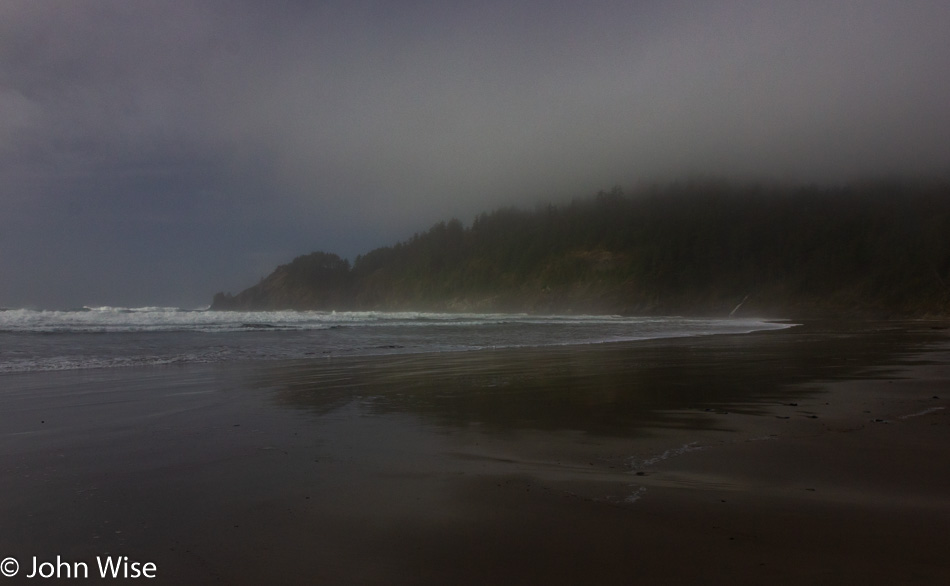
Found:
<box><xmin>2</xmin><ymin>0</ymin><xmax>949</xmax><ymax>308</ymax></box>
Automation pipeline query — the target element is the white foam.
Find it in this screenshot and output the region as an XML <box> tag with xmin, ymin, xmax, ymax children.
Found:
<box><xmin>898</xmin><ymin>406</ymin><xmax>945</xmax><ymax>419</ymax></box>
<box><xmin>0</xmin><ymin>353</ymin><xmax>213</xmax><ymax>374</ymax></box>
<box><xmin>625</xmin><ymin>486</ymin><xmax>647</xmax><ymax>503</ymax></box>
<box><xmin>629</xmin><ymin>442</ymin><xmax>705</xmax><ymax>470</ymax></box>
<box><xmin>0</xmin><ymin>307</ymin><xmax>795</xmax><ymax>336</ymax></box>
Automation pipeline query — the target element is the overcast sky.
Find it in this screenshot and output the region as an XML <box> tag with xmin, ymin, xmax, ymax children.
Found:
<box><xmin>2</xmin><ymin>1</ymin><xmax>949</xmax><ymax>308</ymax></box>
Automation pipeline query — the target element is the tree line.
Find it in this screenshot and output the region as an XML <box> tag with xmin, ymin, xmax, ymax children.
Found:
<box><xmin>212</xmin><ymin>178</ymin><xmax>950</xmax><ymax>316</ymax></box>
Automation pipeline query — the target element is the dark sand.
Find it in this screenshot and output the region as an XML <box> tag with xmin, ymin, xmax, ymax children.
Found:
<box><xmin>1</xmin><ymin>320</ymin><xmax>948</xmax><ymax>584</ymax></box>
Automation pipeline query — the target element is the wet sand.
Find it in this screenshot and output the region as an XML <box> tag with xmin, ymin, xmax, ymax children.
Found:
<box><xmin>1</xmin><ymin>320</ymin><xmax>948</xmax><ymax>584</ymax></box>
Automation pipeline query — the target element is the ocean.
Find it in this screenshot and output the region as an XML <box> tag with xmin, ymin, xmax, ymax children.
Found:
<box><xmin>0</xmin><ymin>307</ymin><xmax>793</xmax><ymax>374</ymax></box>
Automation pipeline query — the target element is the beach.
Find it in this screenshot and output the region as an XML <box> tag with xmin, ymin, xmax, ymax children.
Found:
<box><xmin>1</xmin><ymin>320</ymin><xmax>948</xmax><ymax>584</ymax></box>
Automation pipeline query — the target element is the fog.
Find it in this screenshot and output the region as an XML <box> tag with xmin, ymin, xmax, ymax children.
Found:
<box><xmin>2</xmin><ymin>0</ymin><xmax>949</xmax><ymax>308</ymax></box>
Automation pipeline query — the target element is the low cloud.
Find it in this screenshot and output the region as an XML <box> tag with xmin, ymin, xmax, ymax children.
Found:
<box><xmin>2</xmin><ymin>0</ymin><xmax>949</xmax><ymax>307</ymax></box>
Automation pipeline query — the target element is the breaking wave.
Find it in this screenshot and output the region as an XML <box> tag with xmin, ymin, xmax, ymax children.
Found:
<box><xmin>0</xmin><ymin>307</ymin><xmax>795</xmax><ymax>373</ymax></box>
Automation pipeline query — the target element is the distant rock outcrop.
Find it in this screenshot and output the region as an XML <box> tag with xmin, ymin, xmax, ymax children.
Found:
<box><xmin>212</xmin><ymin>252</ymin><xmax>352</xmax><ymax>310</ymax></box>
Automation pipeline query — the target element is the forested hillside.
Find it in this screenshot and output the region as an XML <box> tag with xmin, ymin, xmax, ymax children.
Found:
<box><xmin>212</xmin><ymin>180</ymin><xmax>950</xmax><ymax>317</ymax></box>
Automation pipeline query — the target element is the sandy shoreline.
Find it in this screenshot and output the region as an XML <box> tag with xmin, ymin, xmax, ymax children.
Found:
<box><xmin>1</xmin><ymin>320</ymin><xmax>948</xmax><ymax>584</ymax></box>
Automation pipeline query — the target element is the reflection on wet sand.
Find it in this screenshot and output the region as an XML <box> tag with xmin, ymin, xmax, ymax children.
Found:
<box><xmin>259</xmin><ymin>320</ymin><xmax>924</xmax><ymax>435</ymax></box>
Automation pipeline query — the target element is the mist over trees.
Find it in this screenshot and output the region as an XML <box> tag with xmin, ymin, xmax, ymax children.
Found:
<box><xmin>212</xmin><ymin>179</ymin><xmax>950</xmax><ymax>317</ymax></box>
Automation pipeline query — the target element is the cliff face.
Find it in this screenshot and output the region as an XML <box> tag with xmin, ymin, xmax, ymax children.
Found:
<box><xmin>212</xmin><ymin>180</ymin><xmax>950</xmax><ymax>317</ymax></box>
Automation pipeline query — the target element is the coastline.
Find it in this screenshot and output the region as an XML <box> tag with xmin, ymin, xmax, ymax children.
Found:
<box><xmin>0</xmin><ymin>320</ymin><xmax>947</xmax><ymax>584</ymax></box>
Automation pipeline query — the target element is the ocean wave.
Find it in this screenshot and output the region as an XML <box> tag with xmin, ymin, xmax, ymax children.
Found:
<box><xmin>0</xmin><ymin>310</ymin><xmax>796</xmax><ymax>374</ymax></box>
<box><xmin>0</xmin><ymin>307</ymin><xmax>794</xmax><ymax>335</ymax></box>
<box><xmin>0</xmin><ymin>352</ymin><xmax>228</xmax><ymax>374</ymax></box>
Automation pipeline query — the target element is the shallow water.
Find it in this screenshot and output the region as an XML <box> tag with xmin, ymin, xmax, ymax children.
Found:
<box><xmin>0</xmin><ymin>307</ymin><xmax>791</xmax><ymax>373</ymax></box>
